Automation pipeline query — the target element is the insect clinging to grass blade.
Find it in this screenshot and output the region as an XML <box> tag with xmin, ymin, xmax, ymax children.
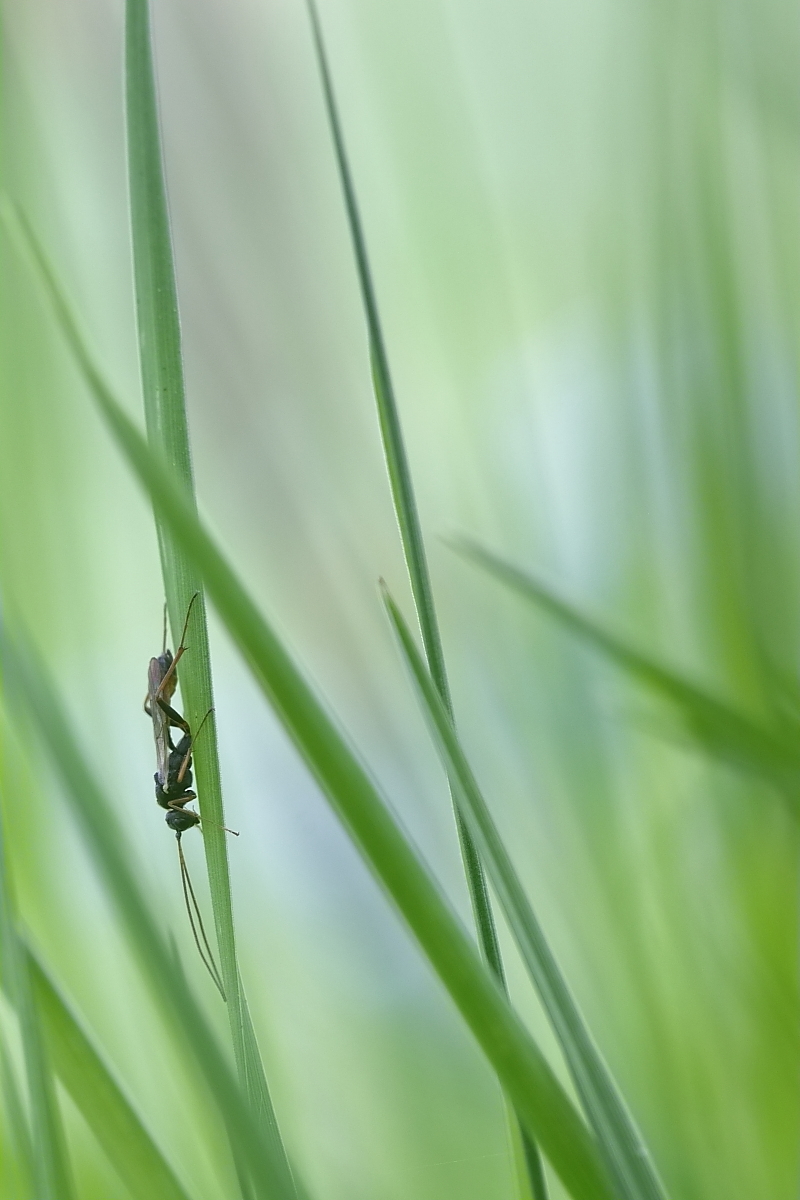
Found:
<box><xmin>144</xmin><ymin>593</ymin><xmax>197</xmax><ymax>787</ymax></box>
<box><xmin>145</xmin><ymin>593</ymin><xmax>238</xmax><ymax>1000</ymax></box>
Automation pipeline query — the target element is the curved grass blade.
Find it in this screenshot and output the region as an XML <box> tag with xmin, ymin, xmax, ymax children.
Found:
<box><xmin>23</xmin><ymin>943</ymin><xmax>194</xmax><ymax>1200</ymax></box>
<box><xmin>304</xmin><ymin>8</ymin><xmax>546</xmax><ymax>1194</ymax></box>
<box><xmin>10</xmin><ymin>220</ymin><xmax>618</xmax><ymax>1200</ymax></box>
<box><xmin>125</xmin><ymin>0</ymin><xmax>287</xmax><ymax>1161</ymax></box>
<box><xmin>0</xmin><ymin>800</ymin><xmax>76</xmax><ymax>1200</ymax></box>
<box><xmin>0</xmin><ymin>630</ymin><xmax>300</xmax><ymax>1200</ymax></box>
<box><xmin>452</xmin><ymin>538</ymin><xmax>800</xmax><ymax>797</ymax></box>
<box><xmin>382</xmin><ymin>585</ymin><xmax>669</xmax><ymax>1200</ymax></box>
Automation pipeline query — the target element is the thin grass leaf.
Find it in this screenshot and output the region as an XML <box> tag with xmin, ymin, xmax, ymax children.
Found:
<box><xmin>382</xmin><ymin>585</ymin><xmax>668</xmax><ymax>1200</ymax></box>
<box><xmin>23</xmin><ymin>941</ymin><xmax>194</xmax><ymax>1200</ymax></box>
<box><xmin>452</xmin><ymin>537</ymin><xmax>800</xmax><ymax>796</ymax></box>
<box><xmin>10</xmin><ymin>216</ymin><xmax>619</xmax><ymax>1200</ymax></box>
<box><xmin>0</xmin><ymin>1028</ymin><xmax>35</xmax><ymax>1199</ymax></box>
<box><xmin>0</xmin><ymin>799</ymin><xmax>76</xmax><ymax>1200</ymax></box>
<box><xmin>0</xmin><ymin>615</ymin><xmax>300</xmax><ymax>1200</ymax></box>
<box><xmin>304</xmin><ymin>8</ymin><xmax>546</xmax><ymax>1195</ymax></box>
<box><xmin>124</xmin><ymin>0</ymin><xmax>287</xmax><ymax>1160</ymax></box>
<box><xmin>304</xmin><ymin>0</ymin><xmax>446</xmax><ymax>695</ymax></box>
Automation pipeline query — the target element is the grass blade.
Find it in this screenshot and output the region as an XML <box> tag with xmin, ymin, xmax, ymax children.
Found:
<box><xmin>304</xmin><ymin>8</ymin><xmax>546</xmax><ymax>1194</ymax></box>
<box><xmin>304</xmin><ymin>0</ymin><xmax>446</xmax><ymax>691</ymax></box>
<box><xmin>24</xmin><ymin>941</ymin><xmax>194</xmax><ymax>1200</ymax></box>
<box><xmin>452</xmin><ymin>537</ymin><xmax>800</xmax><ymax>795</ymax></box>
<box><xmin>125</xmin><ymin>0</ymin><xmax>288</xmax><ymax>1161</ymax></box>
<box><xmin>9</xmin><ymin>216</ymin><xmax>619</xmax><ymax>1200</ymax></box>
<box><xmin>0</xmin><ymin>798</ymin><xmax>76</xmax><ymax>1200</ymax></box>
<box><xmin>0</xmin><ymin>1028</ymin><xmax>35</xmax><ymax>1199</ymax></box>
<box><xmin>382</xmin><ymin>585</ymin><xmax>668</xmax><ymax>1200</ymax></box>
<box><xmin>0</xmin><ymin>615</ymin><xmax>300</xmax><ymax>1200</ymax></box>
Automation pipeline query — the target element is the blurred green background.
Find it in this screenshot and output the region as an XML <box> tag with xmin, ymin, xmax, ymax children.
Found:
<box><xmin>2</xmin><ymin>0</ymin><xmax>800</xmax><ymax>1197</ymax></box>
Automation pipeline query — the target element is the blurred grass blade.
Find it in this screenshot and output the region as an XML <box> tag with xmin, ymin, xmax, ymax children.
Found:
<box><xmin>452</xmin><ymin>537</ymin><xmax>800</xmax><ymax>794</ymax></box>
<box><xmin>382</xmin><ymin>585</ymin><xmax>668</xmax><ymax>1200</ymax></box>
<box><xmin>24</xmin><ymin>942</ymin><xmax>194</xmax><ymax>1200</ymax></box>
<box><xmin>305</xmin><ymin>9</ymin><xmax>546</xmax><ymax>1195</ymax></box>
<box><xmin>0</xmin><ymin>620</ymin><xmax>300</xmax><ymax>1200</ymax></box>
<box><xmin>0</xmin><ymin>1020</ymin><xmax>36</xmax><ymax>1198</ymax></box>
<box><xmin>0</xmin><ymin>800</ymin><xmax>76</xmax><ymax>1200</ymax></box>
<box><xmin>11</xmin><ymin>213</ymin><xmax>617</xmax><ymax>1200</ymax></box>
<box><xmin>125</xmin><ymin>0</ymin><xmax>287</xmax><ymax>1164</ymax></box>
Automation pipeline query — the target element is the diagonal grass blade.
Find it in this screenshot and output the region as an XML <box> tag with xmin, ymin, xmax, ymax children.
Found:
<box><xmin>0</xmin><ymin>1027</ymin><xmax>36</xmax><ymax>1200</ymax></box>
<box><xmin>0</xmin><ymin>797</ymin><xmax>76</xmax><ymax>1200</ymax></box>
<box><xmin>25</xmin><ymin>942</ymin><xmax>195</xmax><ymax>1200</ymax></box>
<box><xmin>382</xmin><ymin>583</ymin><xmax>669</xmax><ymax>1200</ymax></box>
<box><xmin>451</xmin><ymin>537</ymin><xmax>800</xmax><ymax>797</ymax></box>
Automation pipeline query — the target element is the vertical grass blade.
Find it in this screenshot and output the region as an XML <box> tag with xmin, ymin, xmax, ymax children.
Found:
<box><xmin>0</xmin><ymin>616</ymin><xmax>301</xmax><ymax>1200</ymax></box>
<box><xmin>0</xmin><ymin>799</ymin><xmax>76</xmax><ymax>1200</ymax></box>
<box><xmin>124</xmin><ymin>0</ymin><xmax>291</xmax><ymax>1173</ymax></box>
<box><xmin>8</xmin><ymin>222</ymin><xmax>620</xmax><ymax>1200</ymax></box>
<box><xmin>382</xmin><ymin>586</ymin><xmax>669</xmax><ymax>1200</ymax></box>
<box><xmin>0</xmin><ymin>1029</ymin><xmax>35</xmax><ymax>1200</ymax></box>
<box><xmin>303</xmin><ymin>7</ymin><xmax>546</xmax><ymax>1194</ymax></box>
<box><xmin>23</xmin><ymin>942</ymin><xmax>194</xmax><ymax>1200</ymax></box>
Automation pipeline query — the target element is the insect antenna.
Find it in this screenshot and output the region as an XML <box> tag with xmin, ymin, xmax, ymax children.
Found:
<box><xmin>201</xmin><ymin>815</ymin><xmax>240</xmax><ymax>836</ymax></box>
<box><xmin>176</xmin><ymin>834</ymin><xmax>227</xmax><ymax>1001</ymax></box>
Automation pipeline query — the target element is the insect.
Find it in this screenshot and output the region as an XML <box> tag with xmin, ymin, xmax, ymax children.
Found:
<box><xmin>145</xmin><ymin>594</ymin><xmax>237</xmax><ymax>1000</ymax></box>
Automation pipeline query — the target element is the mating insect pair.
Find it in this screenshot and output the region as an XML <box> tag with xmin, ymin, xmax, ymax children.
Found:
<box><xmin>145</xmin><ymin>593</ymin><xmax>237</xmax><ymax>1000</ymax></box>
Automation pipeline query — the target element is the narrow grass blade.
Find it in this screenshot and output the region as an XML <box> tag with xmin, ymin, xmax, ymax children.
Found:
<box><xmin>23</xmin><ymin>941</ymin><xmax>194</xmax><ymax>1200</ymax></box>
<box><xmin>10</xmin><ymin>222</ymin><xmax>619</xmax><ymax>1200</ymax></box>
<box><xmin>0</xmin><ymin>623</ymin><xmax>300</xmax><ymax>1200</ymax></box>
<box><xmin>304</xmin><ymin>0</ymin><xmax>445</xmax><ymax>690</ymax></box>
<box><xmin>125</xmin><ymin>0</ymin><xmax>286</xmax><ymax>1162</ymax></box>
<box><xmin>0</xmin><ymin>1029</ymin><xmax>35</xmax><ymax>1199</ymax></box>
<box><xmin>382</xmin><ymin>585</ymin><xmax>668</xmax><ymax>1200</ymax></box>
<box><xmin>304</xmin><ymin>8</ymin><xmax>546</xmax><ymax>1194</ymax></box>
<box><xmin>452</xmin><ymin>538</ymin><xmax>800</xmax><ymax>795</ymax></box>
<box><xmin>0</xmin><ymin>801</ymin><xmax>76</xmax><ymax>1200</ymax></box>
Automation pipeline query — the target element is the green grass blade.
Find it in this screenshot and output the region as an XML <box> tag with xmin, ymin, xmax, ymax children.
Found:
<box><xmin>24</xmin><ymin>942</ymin><xmax>194</xmax><ymax>1200</ymax></box>
<box><xmin>125</xmin><ymin>0</ymin><xmax>287</xmax><ymax>1160</ymax></box>
<box><xmin>304</xmin><ymin>0</ymin><xmax>446</xmax><ymax>695</ymax></box>
<box><xmin>0</xmin><ymin>624</ymin><xmax>299</xmax><ymax>1200</ymax></box>
<box><xmin>11</xmin><ymin>218</ymin><xmax>619</xmax><ymax>1200</ymax></box>
<box><xmin>452</xmin><ymin>537</ymin><xmax>800</xmax><ymax>794</ymax></box>
<box><xmin>304</xmin><ymin>10</ymin><xmax>546</xmax><ymax>1194</ymax></box>
<box><xmin>0</xmin><ymin>802</ymin><xmax>76</xmax><ymax>1200</ymax></box>
<box><xmin>0</xmin><ymin>1016</ymin><xmax>36</xmax><ymax>1198</ymax></box>
<box><xmin>382</xmin><ymin>585</ymin><xmax>668</xmax><ymax>1200</ymax></box>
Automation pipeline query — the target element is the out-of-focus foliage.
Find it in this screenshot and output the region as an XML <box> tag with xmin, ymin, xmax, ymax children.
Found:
<box><xmin>2</xmin><ymin>0</ymin><xmax>799</xmax><ymax>1198</ymax></box>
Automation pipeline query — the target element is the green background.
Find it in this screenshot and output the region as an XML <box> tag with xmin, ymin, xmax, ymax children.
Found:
<box><xmin>2</xmin><ymin>0</ymin><xmax>799</xmax><ymax>1197</ymax></box>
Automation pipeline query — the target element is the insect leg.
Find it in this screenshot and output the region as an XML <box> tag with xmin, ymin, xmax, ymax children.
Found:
<box><xmin>156</xmin><ymin>593</ymin><xmax>200</xmax><ymax>703</ymax></box>
<box><xmin>176</xmin><ymin>834</ymin><xmax>226</xmax><ymax>1001</ymax></box>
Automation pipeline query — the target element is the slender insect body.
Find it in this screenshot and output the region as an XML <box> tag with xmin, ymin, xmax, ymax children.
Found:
<box><xmin>145</xmin><ymin>594</ymin><xmax>235</xmax><ymax>1001</ymax></box>
<box><xmin>147</xmin><ymin>656</ymin><xmax>180</xmax><ymax>795</ymax></box>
